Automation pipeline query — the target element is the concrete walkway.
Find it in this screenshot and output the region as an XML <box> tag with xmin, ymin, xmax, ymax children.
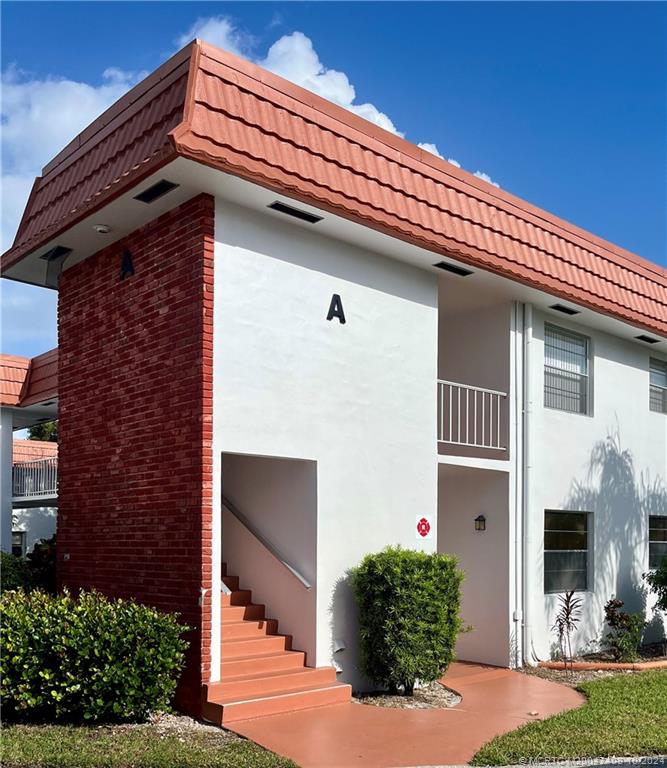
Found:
<box><xmin>229</xmin><ymin>662</ymin><xmax>585</xmax><ymax>768</ymax></box>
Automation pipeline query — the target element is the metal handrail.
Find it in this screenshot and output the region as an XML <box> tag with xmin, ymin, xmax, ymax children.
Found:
<box><xmin>222</xmin><ymin>494</ymin><xmax>311</xmax><ymax>590</ymax></box>
<box><xmin>437</xmin><ymin>379</ymin><xmax>508</xmax><ymax>450</ymax></box>
<box><xmin>12</xmin><ymin>457</ymin><xmax>58</xmax><ymax>498</ymax></box>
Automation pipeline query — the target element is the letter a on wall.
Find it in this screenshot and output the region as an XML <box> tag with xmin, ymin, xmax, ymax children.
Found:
<box><xmin>327</xmin><ymin>294</ymin><xmax>346</xmax><ymax>324</ymax></box>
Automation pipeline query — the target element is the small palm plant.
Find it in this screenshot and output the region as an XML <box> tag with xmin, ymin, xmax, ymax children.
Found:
<box><xmin>552</xmin><ymin>590</ymin><xmax>583</xmax><ymax>672</ymax></box>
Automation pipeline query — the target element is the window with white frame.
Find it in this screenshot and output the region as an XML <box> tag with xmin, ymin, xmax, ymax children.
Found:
<box><xmin>649</xmin><ymin>516</ymin><xmax>667</xmax><ymax>569</ymax></box>
<box><xmin>544</xmin><ymin>323</ymin><xmax>590</xmax><ymax>415</ymax></box>
<box><xmin>544</xmin><ymin>510</ymin><xmax>590</xmax><ymax>592</ymax></box>
<box><xmin>649</xmin><ymin>358</ymin><xmax>667</xmax><ymax>414</ymax></box>
<box><xmin>12</xmin><ymin>531</ymin><xmax>26</xmax><ymax>558</ymax></box>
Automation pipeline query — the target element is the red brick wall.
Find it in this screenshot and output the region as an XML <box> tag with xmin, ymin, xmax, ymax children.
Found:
<box><xmin>58</xmin><ymin>194</ymin><xmax>214</xmax><ymax>715</ymax></box>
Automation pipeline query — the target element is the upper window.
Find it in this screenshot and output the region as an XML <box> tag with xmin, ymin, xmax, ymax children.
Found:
<box><xmin>649</xmin><ymin>516</ymin><xmax>667</xmax><ymax>569</ymax></box>
<box><xmin>544</xmin><ymin>323</ymin><xmax>590</xmax><ymax>415</ymax></box>
<box><xmin>649</xmin><ymin>358</ymin><xmax>667</xmax><ymax>414</ymax></box>
<box><xmin>544</xmin><ymin>510</ymin><xmax>589</xmax><ymax>593</ymax></box>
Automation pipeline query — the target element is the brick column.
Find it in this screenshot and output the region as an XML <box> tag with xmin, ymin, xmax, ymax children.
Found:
<box><xmin>57</xmin><ymin>194</ymin><xmax>214</xmax><ymax>715</ymax></box>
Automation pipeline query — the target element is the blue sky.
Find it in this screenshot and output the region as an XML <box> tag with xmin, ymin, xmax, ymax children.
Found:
<box><xmin>1</xmin><ymin>1</ymin><xmax>665</xmax><ymax>357</ymax></box>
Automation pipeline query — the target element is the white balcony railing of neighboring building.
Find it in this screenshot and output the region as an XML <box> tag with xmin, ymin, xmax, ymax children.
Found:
<box><xmin>12</xmin><ymin>457</ymin><xmax>58</xmax><ymax>499</ymax></box>
<box><xmin>437</xmin><ymin>380</ymin><xmax>507</xmax><ymax>451</ymax></box>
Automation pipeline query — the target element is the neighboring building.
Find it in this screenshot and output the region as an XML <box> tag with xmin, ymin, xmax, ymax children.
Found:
<box><xmin>0</xmin><ymin>352</ymin><xmax>58</xmax><ymax>554</ymax></box>
<box><xmin>1</xmin><ymin>41</ymin><xmax>665</xmax><ymax>719</ymax></box>
<box><xmin>11</xmin><ymin>439</ymin><xmax>58</xmax><ymax>556</ymax></box>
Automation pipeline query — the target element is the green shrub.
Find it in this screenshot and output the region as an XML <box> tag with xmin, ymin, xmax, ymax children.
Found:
<box><xmin>351</xmin><ymin>546</ymin><xmax>464</xmax><ymax>695</ymax></box>
<box><xmin>603</xmin><ymin>598</ymin><xmax>645</xmax><ymax>662</ymax></box>
<box><xmin>645</xmin><ymin>557</ymin><xmax>667</xmax><ymax>613</ymax></box>
<box><xmin>0</xmin><ymin>552</ymin><xmax>32</xmax><ymax>594</ymax></box>
<box><xmin>26</xmin><ymin>535</ymin><xmax>56</xmax><ymax>593</ymax></box>
<box><xmin>1</xmin><ymin>589</ymin><xmax>189</xmax><ymax>723</ymax></box>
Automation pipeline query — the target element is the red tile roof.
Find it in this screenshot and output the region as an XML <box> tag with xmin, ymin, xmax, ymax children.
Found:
<box><xmin>13</xmin><ymin>439</ymin><xmax>58</xmax><ymax>463</ymax></box>
<box><xmin>0</xmin><ymin>355</ymin><xmax>31</xmax><ymax>407</ymax></box>
<box><xmin>3</xmin><ymin>41</ymin><xmax>666</xmax><ymax>337</ymax></box>
<box><xmin>0</xmin><ymin>350</ymin><xmax>58</xmax><ymax>407</ymax></box>
<box><xmin>21</xmin><ymin>349</ymin><xmax>58</xmax><ymax>407</ymax></box>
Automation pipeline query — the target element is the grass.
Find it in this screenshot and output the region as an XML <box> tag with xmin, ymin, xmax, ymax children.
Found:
<box><xmin>472</xmin><ymin>670</ymin><xmax>667</xmax><ymax>765</ymax></box>
<box><xmin>0</xmin><ymin>724</ymin><xmax>298</xmax><ymax>768</ymax></box>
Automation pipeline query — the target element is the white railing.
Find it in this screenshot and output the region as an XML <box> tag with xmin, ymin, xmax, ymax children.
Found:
<box><xmin>438</xmin><ymin>380</ymin><xmax>507</xmax><ymax>451</ymax></box>
<box><xmin>12</xmin><ymin>457</ymin><xmax>58</xmax><ymax>499</ymax></box>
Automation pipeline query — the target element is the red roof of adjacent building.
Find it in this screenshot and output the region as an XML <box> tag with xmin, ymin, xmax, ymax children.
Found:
<box><xmin>0</xmin><ymin>350</ymin><xmax>58</xmax><ymax>407</ymax></box>
<box><xmin>2</xmin><ymin>41</ymin><xmax>666</xmax><ymax>336</ymax></box>
<box><xmin>13</xmin><ymin>439</ymin><xmax>58</xmax><ymax>463</ymax></box>
<box><xmin>0</xmin><ymin>355</ymin><xmax>31</xmax><ymax>407</ymax></box>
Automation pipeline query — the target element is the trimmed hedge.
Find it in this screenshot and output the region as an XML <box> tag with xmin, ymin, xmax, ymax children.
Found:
<box><xmin>0</xmin><ymin>553</ymin><xmax>32</xmax><ymax>594</ymax></box>
<box><xmin>1</xmin><ymin>589</ymin><xmax>189</xmax><ymax>723</ymax></box>
<box><xmin>351</xmin><ymin>546</ymin><xmax>464</xmax><ymax>694</ymax></box>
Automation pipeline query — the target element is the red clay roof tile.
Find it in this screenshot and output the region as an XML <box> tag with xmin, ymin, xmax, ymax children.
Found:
<box><xmin>13</xmin><ymin>439</ymin><xmax>58</xmax><ymax>462</ymax></box>
<box><xmin>2</xmin><ymin>40</ymin><xmax>666</xmax><ymax>337</ymax></box>
<box><xmin>0</xmin><ymin>350</ymin><xmax>58</xmax><ymax>407</ymax></box>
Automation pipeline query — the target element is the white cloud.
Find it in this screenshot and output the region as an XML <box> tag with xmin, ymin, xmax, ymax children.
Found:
<box><xmin>1</xmin><ymin>66</ymin><xmax>142</xmax><ymax>354</ymax></box>
<box><xmin>418</xmin><ymin>142</ymin><xmax>444</xmax><ymax>159</ymax></box>
<box><xmin>473</xmin><ymin>170</ymin><xmax>500</xmax><ymax>188</ymax></box>
<box><xmin>447</xmin><ymin>158</ymin><xmax>461</xmax><ymax>168</ymax></box>
<box><xmin>175</xmin><ymin>16</ymin><xmax>255</xmax><ymax>58</ymax></box>
<box><xmin>260</xmin><ymin>32</ymin><xmax>402</xmax><ymax>136</ymax></box>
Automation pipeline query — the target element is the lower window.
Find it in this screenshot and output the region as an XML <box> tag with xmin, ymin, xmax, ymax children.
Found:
<box><xmin>12</xmin><ymin>531</ymin><xmax>26</xmax><ymax>558</ymax></box>
<box><xmin>544</xmin><ymin>510</ymin><xmax>589</xmax><ymax>593</ymax></box>
<box><xmin>649</xmin><ymin>516</ymin><xmax>667</xmax><ymax>569</ymax></box>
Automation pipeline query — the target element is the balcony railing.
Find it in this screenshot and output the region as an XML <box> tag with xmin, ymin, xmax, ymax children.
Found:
<box><xmin>12</xmin><ymin>457</ymin><xmax>58</xmax><ymax>499</ymax></box>
<box><xmin>438</xmin><ymin>380</ymin><xmax>507</xmax><ymax>451</ymax></box>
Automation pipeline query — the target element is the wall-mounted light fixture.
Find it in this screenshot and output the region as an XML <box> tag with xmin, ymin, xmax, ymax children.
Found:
<box><xmin>474</xmin><ymin>514</ymin><xmax>486</xmax><ymax>532</ymax></box>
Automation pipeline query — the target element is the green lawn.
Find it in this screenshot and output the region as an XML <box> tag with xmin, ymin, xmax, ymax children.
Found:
<box><xmin>472</xmin><ymin>670</ymin><xmax>667</xmax><ymax>765</ymax></box>
<box><xmin>0</xmin><ymin>724</ymin><xmax>298</xmax><ymax>768</ymax></box>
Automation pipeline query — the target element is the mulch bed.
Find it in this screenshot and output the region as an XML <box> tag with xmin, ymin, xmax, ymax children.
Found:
<box><xmin>352</xmin><ymin>681</ymin><xmax>461</xmax><ymax>709</ymax></box>
<box><xmin>100</xmin><ymin>713</ymin><xmax>240</xmax><ymax>744</ymax></box>
<box><xmin>522</xmin><ymin>664</ymin><xmax>654</xmax><ymax>687</ymax></box>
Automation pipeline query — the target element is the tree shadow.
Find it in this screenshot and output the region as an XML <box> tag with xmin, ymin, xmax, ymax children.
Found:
<box><xmin>564</xmin><ymin>430</ymin><xmax>666</xmax><ymax>647</ymax></box>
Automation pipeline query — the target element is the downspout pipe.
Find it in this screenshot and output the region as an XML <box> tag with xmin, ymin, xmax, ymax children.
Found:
<box><xmin>511</xmin><ymin>302</ymin><xmax>523</xmax><ymax>668</ymax></box>
<box><xmin>521</xmin><ymin>302</ymin><xmax>534</xmax><ymax>665</ymax></box>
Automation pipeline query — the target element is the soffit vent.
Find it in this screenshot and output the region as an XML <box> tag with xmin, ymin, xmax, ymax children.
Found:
<box><xmin>134</xmin><ymin>179</ymin><xmax>179</xmax><ymax>204</ymax></box>
<box><xmin>40</xmin><ymin>245</ymin><xmax>72</xmax><ymax>261</ymax></box>
<box><xmin>549</xmin><ymin>303</ymin><xmax>581</xmax><ymax>316</ymax></box>
<box><xmin>268</xmin><ymin>201</ymin><xmax>323</xmax><ymax>224</ymax></box>
<box><xmin>433</xmin><ymin>261</ymin><xmax>473</xmax><ymax>277</ymax></box>
<box><xmin>635</xmin><ymin>334</ymin><xmax>660</xmax><ymax>344</ymax></box>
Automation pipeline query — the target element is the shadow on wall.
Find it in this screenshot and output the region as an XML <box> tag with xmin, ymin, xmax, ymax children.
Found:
<box><xmin>329</xmin><ymin>574</ymin><xmax>367</xmax><ymax>692</ymax></box>
<box><xmin>564</xmin><ymin>430</ymin><xmax>666</xmax><ymax>646</ymax></box>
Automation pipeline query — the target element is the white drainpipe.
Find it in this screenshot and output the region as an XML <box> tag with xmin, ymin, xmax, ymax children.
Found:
<box><xmin>511</xmin><ymin>302</ymin><xmax>523</xmax><ymax>668</ymax></box>
<box><xmin>521</xmin><ymin>302</ymin><xmax>534</xmax><ymax>664</ymax></box>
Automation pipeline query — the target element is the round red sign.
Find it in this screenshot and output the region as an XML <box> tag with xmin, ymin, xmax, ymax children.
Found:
<box><xmin>417</xmin><ymin>517</ymin><xmax>431</xmax><ymax>537</ymax></box>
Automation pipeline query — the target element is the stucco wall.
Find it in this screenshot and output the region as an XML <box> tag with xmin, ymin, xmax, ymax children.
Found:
<box><xmin>12</xmin><ymin>507</ymin><xmax>57</xmax><ymax>553</ymax></box>
<box><xmin>526</xmin><ymin>310</ymin><xmax>667</xmax><ymax>659</ymax></box>
<box><xmin>212</xmin><ymin>200</ymin><xmax>438</xmax><ymax>689</ymax></box>
<box><xmin>221</xmin><ymin>453</ymin><xmax>318</xmax><ymax>663</ymax></box>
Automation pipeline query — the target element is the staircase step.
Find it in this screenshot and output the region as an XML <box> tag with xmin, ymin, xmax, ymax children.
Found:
<box><xmin>222</xmin><ymin>619</ymin><xmax>279</xmax><ymax>640</ymax></box>
<box><xmin>222</xmin><ymin>604</ymin><xmax>266</xmax><ymax>622</ymax></box>
<box><xmin>223</xmin><ymin>575</ymin><xmax>240</xmax><ymax>591</ymax></box>
<box><xmin>221</xmin><ymin>650</ymin><xmax>306</xmax><ymax>677</ymax></box>
<box><xmin>222</xmin><ymin>634</ymin><xmax>292</xmax><ymax>659</ymax></box>
<box><xmin>221</xmin><ymin>589</ymin><xmax>252</xmax><ymax>606</ymax></box>
<box><xmin>207</xmin><ymin>666</ymin><xmax>336</xmax><ymax>699</ymax></box>
<box><xmin>204</xmin><ymin>682</ymin><xmax>352</xmax><ymax>724</ymax></box>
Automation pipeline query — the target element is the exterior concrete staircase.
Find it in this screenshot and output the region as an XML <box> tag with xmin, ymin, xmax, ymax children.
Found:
<box><xmin>202</xmin><ymin>563</ymin><xmax>351</xmax><ymax>724</ymax></box>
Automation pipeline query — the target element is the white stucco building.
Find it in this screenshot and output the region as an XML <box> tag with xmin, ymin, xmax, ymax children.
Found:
<box><xmin>2</xmin><ymin>40</ymin><xmax>665</xmax><ymax>719</ymax></box>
